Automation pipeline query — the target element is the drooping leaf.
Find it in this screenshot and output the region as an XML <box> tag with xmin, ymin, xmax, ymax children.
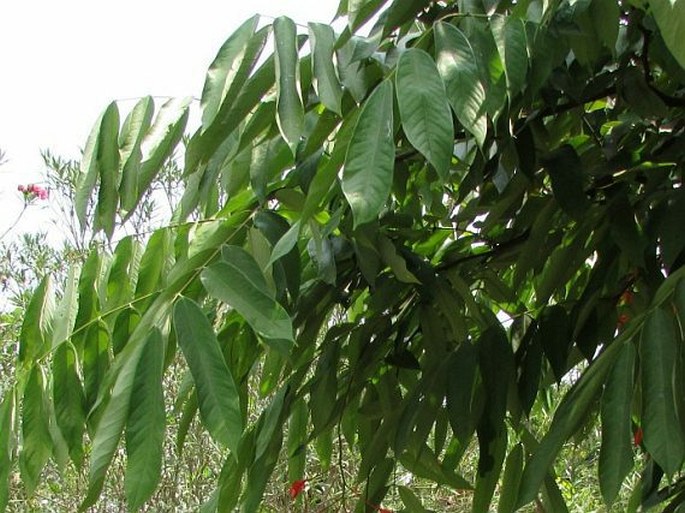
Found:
<box><xmin>172</xmin><ymin>297</ymin><xmax>243</xmax><ymax>452</ymax></box>
<box><xmin>517</xmin><ymin>336</ymin><xmax>628</xmax><ymax>508</ymax></box>
<box><xmin>640</xmin><ymin>308</ymin><xmax>685</xmax><ymax>476</ymax></box>
<box><xmin>124</xmin><ymin>329</ymin><xmax>166</xmax><ymax>510</ymax></box>
<box><xmin>0</xmin><ymin>393</ymin><xmax>14</xmax><ymax>511</ymax></box>
<box><xmin>19</xmin><ymin>366</ymin><xmax>51</xmax><ymax>495</ymax></box>
<box><xmin>201</xmin><ymin>16</ymin><xmax>260</xmax><ymax>129</ymax></box>
<box><xmin>53</xmin><ymin>343</ymin><xmax>86</xmax><ymax>466</ymax></box>
<box><xmin>19</xmin><ymin>275</ymin><xmax>55</xmax><ymax>364</ymax></box>
<box><xmin>342</xmin><ymin>79</ymin><xmax>395</xmax><ymax>227</ymax></box>
<box><xmin>274</xmin><ymin>16</ymin><xmax>304</xmax><ymax>153</ymax></box>
<box><xmin>118</xmin><ymin>96</ymin><xmax>154</xmax><ymax>214</ymax></box>
<box><xmin>201</xmin><ymin>246</ymin><xmax>294</xmax><ymax>344</ymax></box>
<box><xmin>309</xmin><ymin>23</ymin><xmax>343</xmax><ymax>115</ymax></box>
<box><xmin>599</xmin><ymin>341</ymin><xmax>636</xmax><ymax>505</ymax></box>
<box><xmin>651</xmin><ymin>0</ymin><xmax>685</xmax><ymax>70</ymax></box>
<box><xmin>81</xmin><ymin>338</ymin><xmax>146</xmax><ymax>511</ymax></box>
<box><xmin>395</xmin><ymin>48</ymin><xmax>454</xmax><ymax>180</ymax></box>
<box><xmin>491</xmin><ymin>15</ymin><xmax>529</xmax><ymax>99</ymax></box>
<box><xmin>136</xmin><ymin>97</ymin><xmax>191</xmax><ymax>207</ymax></box>
<box><xmin>93</xmin><ymin>101</ymin><xmax>121</xmax><ymax>239</ymax></box>
<box><xmin>498</xmin><ymin>444</ymin><xmax>524</xmax><ymax>513</ymax></box>
<box><xmin>435</xmin><ymin>21</ymin><xmax>488</xmax><ymax>147</ymax></box>
<box><xmin>543</xmin><ymin>145</ymin><xmax>590</xmax><ymax>220</ymax></box>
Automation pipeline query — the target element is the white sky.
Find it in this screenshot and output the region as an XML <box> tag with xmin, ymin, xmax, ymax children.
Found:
<box><xmin>0</xmin><ymin>0</ymin><xmax>339</xmax><ymax>240</ymax></box>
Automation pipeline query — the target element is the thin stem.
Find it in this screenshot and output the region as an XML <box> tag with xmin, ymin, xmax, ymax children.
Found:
<box><xmin>0</xmin><ymin>204</ymin><xmax>28</xmax><ymax>242</ymax></box>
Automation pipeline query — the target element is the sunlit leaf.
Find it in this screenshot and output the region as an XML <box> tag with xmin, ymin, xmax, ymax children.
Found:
<box><xmin>342</xmin><ymin>79</ymin><xmax>395</xmax><ymax>227</ymax></box>
<box><xmin>396</xmin><ymin>48</ymin><xmax>454</xmax><ymax>180</ymax></box>
<box><xmin>173</xmin><ymin>297</ymin><xmax>243</xmax><ymax>453</ymax></box>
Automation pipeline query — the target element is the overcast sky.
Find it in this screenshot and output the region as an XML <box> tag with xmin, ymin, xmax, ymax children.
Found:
<box><xmin>0</xmin><ymin>0</ymin><xmax>339</xmax><ymax>240</ymax></box>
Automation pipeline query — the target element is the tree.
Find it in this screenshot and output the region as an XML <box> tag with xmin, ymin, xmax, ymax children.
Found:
<box><xmin>2</xmin><ymin>0</ymin><xmax>685</xmax><ymax>511</ymax></box>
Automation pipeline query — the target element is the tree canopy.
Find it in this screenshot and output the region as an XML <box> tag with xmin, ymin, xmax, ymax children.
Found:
<box><xmin>3</xmin><ymin>0</ymin><xmax>685</xmax><ymax>511</ymax></box>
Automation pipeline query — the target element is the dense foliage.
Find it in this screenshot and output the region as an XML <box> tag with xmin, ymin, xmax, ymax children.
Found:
<box><xmin>3</xmin><ymin>0</ymin><xmax>685</xmax><ymax>511</ymax></box>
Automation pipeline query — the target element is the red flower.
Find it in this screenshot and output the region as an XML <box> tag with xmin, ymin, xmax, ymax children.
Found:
<box><xmin>289</xmin><ymin>479</ymin><xmax>307</xmax><ymax>500</ymax></box>
<box><xmin>17</xmin><ymin>184</ymin><xmax>25</xmax><ymax>192</ymax></box>
<box><xmin>621</xmin><ymin>290</ymin><xmax>634</xmax><ymax>305</ymax></box>
<box><xmin>634</xmin><ymin>427</ymin><xmax>643</xmax><ymax>447</ymax></box>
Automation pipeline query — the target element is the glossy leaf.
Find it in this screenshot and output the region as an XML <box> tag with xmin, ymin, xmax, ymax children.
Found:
<box><xmin>396</xmin><ymin>48</ymin><xmax>453</xmax><ymax>180</ymax></box>
<box><xmin>491</xmin><ymin>15</ymin><xmax>528</xmax><ymax>99</ymax></box>
<box><xmin>309</xmin><ymin>22</ymin><xmax>343</xmax><ymax>115</ymax></box>
<box><xmin>435</xmin><ymin>21</ymin><xmax>487</xmax><ymax>147</ymax></box>
<box><xmin>53</xmin><ymin>343</ymin><xmax>86</xmax><ymax>465</ymax></box>
<box><xmin>201</xmin><ymin>16</ymin><xmax>260</xmax><ymax>129</ymax></box>
<box><xmin>274</xmin><ymin>16</ymin><xmax>303</xmax><ymax>153</ymax></box>
<box><xmin>201</xmin><ymin>246</ymin><xmax>294</xmax><ymax>344</ymax></box>
<box><xmin>125</xmin><ymin>329</ymin><xmax>166</xmax><ymax>510</ymax></box>
<box><xmin>173</xmin><ymin>297</ymin><xmax>243</xmax><ymax>452</ymax></box>
<box><xmin>19</xmin><ymin>275</ymin><xmax>55</xmax><ymax>364</ymax></box>
<box><xmin>118</xmin><ymin>96</ymin><xmax>154</xmax><ymax>214</ymax></box>
<box><xmin>93</xmin><ymin>101</ymin><xmax>121</xmax><ymax>239</ymax></box>
<box><xmin>342</xmin><ymin>79</ymin><xmax>395</xmax><ymax>227</ymax></box>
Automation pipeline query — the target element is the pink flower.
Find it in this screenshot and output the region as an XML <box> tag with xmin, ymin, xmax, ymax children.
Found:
<box><xmin>20</xmin><ymin>183</ymin><xmax>49</xmax><ymax>200</ymax></box>
<box><xmin>289</xmin><ymin>479</ymin><xmax>307</xmax><ymax>500</ymax></box>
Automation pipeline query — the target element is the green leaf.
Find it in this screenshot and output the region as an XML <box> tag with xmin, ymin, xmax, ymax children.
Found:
<box><xmin>172</xmin><ymin>297</ymin><xmax>243</xmax><ymax>452</ymax></box>
<box><xmin>398</xmin><ymin>485</ymin><xmax>430</xmax><ymax>513</ymax></box>
<box><xmin>0</xmin><ymin>392</ymin><xmax>14</xmax><ymax>511</ymax></box>
<box><xmin>19</xmin><ymin>275</ymin><xmax>55</xmax><ymax>364</ymax></box>
<box><xmin>348</xmin><ymin>0</ymin><xmax>389</xmax><ymax>31</ymax></box>
<box><xmin>75</xmin><ymin>107</ymin><xmax>107</xmax><ymax>231</ymax></box>
<box><xmin>201</xmin><ymin>246</ymin><xmax>294</xmax><ymax>344</ymax></box>
<box><xmin>53</xmin><ymin>343</ymin><xmax>86</xmax><ymax>466</ymax></box>
<box><xmin>309</xmin><ymin>23</ymin><xmax>343</xmax><ymax>115</ymax></box>
<box><xmin>396</xmin><ymin>48</ymin><xmax>454</xmax><ymax>180</ymax></box>
<box><xmin>543</xmin><ymin>145</ymin><xmax>590</xmax><ymax>220</ymax></box>
<box><xmin>134</xmin><ymin>227</ymin><xmax>171</xmax><ymax>305</ymax></box>
<box><xmin>599</xmin><ymin>341</ymin><xmax>636</xmax><ymax>505</ymax></box>
<box><xmin>81</xmin><ymin>340</ymin><xmax>145</xmax><ymax>511</ymax></box>
<box><xmin>517</xmin><ymin>335</ymin><xmax>627</xmax><ymax>508</ymax></box>
<box><xmin>256</xmin><ymin>387</ymin><xmax>288</xmax><ymax>462</ymax></box>
<box><xmin>641</xmin><ymin>308</ymin><xmax>685</xmax><ymax>476</ymax></box>
<box><xmin>382</xmin><ymin>0</ymin><xmax>431</xmax><ymax>37</ymax></box>
<box><xmin>536</xmin><ymin>305</ymin><xmax>571</xmax><ymax>382</ymax></box>
<box><xmin>435</xmin><ymin>22</ymin><xmax>487</xmax><ymax>147</ymax></box>
<box><xmin>651</xmin><ymin>0</ymin><xmax>685</xmax><ymax>70</ymax></box>
<box><xmin>274</xmin><ymin>16</ymin><xmax>304</xmax><ymax>154</ymax></box>
<box><xmin>287</xmin><ymin>397</ymin><xmax>308</xmax><ymax>481</ymax></box>
<box><xmin>136</xmin><ymin>97</ymin><xmax>191</xmax><ymax>208</ymax></box>
<box><xmin>498</xmin><ymin>444</ymin><xmax>524</xmax><ymax>513</ymax></box>
<box><xmin>267</xmin><ymin>220</ymin><xmax>300</xmax><ymax>267</ymax></box>
<box><xmin>51</xmin><ymin>264</ymin><xmax>81</xmax><ymax>349</ymax></box>
<box><xmin>491</xmin><ymin>15</ymin><xmax>528</xmax><ymax>99</ymax></box>
<box><xmin>201</xmin><ymin>16</ymin><xmax>260</xmax><ymax>129</ymax></box>
<box><xmin>378</xmin><ymin>235</ymin><xmax>420</xmax><ymax>284</ymax></box>
<box><xmin>446</xmin><ymin>342</ymin><xmax>479</xmax><ymax>444</ymax></box>
<box><xmin>342</xmin><ymin>79</ymin><xmax>395</xmax><ymax>227</ymax></box>
<box><xmin>125</xmin><ymin>329</ymin><xmax>166</xmax><ymax>510</ymax></box>
<box><xmin>19</xmin><ymin>366</ymin><xmax>51</xmax><ymax>495</ymax></box>
<box><xmin>94</xmin><ymin>101</ymin><xmax>121</xmax><ymax>239</ymax></box>
<box><xmin>118</xmin><ymin>96</ymin><xmax>154</xmax><ymax>214</ymax></box>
